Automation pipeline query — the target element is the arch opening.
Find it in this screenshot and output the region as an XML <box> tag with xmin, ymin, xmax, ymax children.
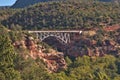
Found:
<box><xmin>42</xmin><ymin>36</ymin><xmax>67</xmax><ymax>53</ymax></box>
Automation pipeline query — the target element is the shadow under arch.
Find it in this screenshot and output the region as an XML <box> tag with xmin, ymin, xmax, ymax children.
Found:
<box><xmin>42</xmin><ymin>36</ymin><xmax>67</xmax><ymax>52</ymax></box>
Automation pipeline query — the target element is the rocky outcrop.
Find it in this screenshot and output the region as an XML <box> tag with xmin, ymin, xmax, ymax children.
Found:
<box><xmin>13</xmin><ymin>36</ymin><xmax>66</xmax><ymax>72</ymax></box>
<box><xmin>13</xmin><ymin>28</ymin><xmax>120</xmax><ymax>72</ymax></box>
<box><xmin>104</xmin><ymin>25</ymin><xmax>120</xmax><ymax>32</ymax></box>
<box><xmin>67</xmin><ymin>37</ymin><xmax>120</xmax><ymax>58</ymax></box>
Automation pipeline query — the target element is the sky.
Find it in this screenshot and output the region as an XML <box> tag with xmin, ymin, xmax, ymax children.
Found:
<box><xmin>0</xmin><ymin>0</ymin><xmax>17</xmax><ymax>6</ymax></box>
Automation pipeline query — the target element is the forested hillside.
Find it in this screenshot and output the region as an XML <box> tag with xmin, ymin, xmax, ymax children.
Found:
<box><xmin>0</xmin><ymin>8</ymin><xmax>20</xmax><ymax>22</ymax></box>
<box><xmin>99</xmin><ymin>0</ymin><xmax>120</xmax><ymax>2</ymax></box>
<box><xmin>0</xmin><ymin>25</ymin><xmax>120</xmax><ymax>79</ymax></box>
<box><xmin>12</xmin><ymin>0</ymin><xmax>119</xmax><ymax>8</ymax></box>
<box><xmin>3</xmin><ymin>1</ymin><xmax>120</xmax><ymax>30</ymax></box>
<box><xmin>0</xmin><ymin>0</ymin><xmax>120</xmax><ymax>80</ymax></box>
<box><xmin>12</xmin><ymin>0</ymin><xmax>63</xmax><ymax>8</ymax></box>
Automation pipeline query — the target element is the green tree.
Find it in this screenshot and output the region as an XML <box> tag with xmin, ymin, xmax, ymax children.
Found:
<box><xmin>65</xmin><ymin>56</ymin><xmax>72</xmax><ymax>66</ymax></box>
<box><xmin>0</xmin><ymin>25</ymin><xmax>21</xmax><ymax>80</ymax></box>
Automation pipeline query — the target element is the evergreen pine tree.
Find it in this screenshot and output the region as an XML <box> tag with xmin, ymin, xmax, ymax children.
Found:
<box><xmin>0</xmin><ymin>25</ymin><xmax>21</xmax><ymax>80</ymax></box>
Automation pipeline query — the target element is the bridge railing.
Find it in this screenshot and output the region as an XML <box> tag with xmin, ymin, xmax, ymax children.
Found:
<box><xmin>28</xmin><ymin>30</ymin><xmax>83</xmax><ymax>34</ymax></box>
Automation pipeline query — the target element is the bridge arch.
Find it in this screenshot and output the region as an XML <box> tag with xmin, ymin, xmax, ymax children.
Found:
<box><xmin>28</xmin><ymin>30</ymin><xmax>83</xmax><ymax>44</ymax></box>
<box><xmin>42</xmin><ymin>36</ymin><xmax>67</xmax><ymax>52</ymax></box>
<box><xmin>37</xmin><ymin>32</ymin><xmax>71</xmax><ymax>44</ymax></box>
<box><xmin>41</xmin><ymin>35</ymin><xmax>66</xmax><ymax>44</ymax></box>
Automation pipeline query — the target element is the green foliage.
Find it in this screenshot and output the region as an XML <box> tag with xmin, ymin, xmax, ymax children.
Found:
<box><xmin>13</xmin><ymin>47</ymin><xmax>120</xmax><ymax>80</ymax></box>
<box><xmin>0</xmin><ymin>25</ymin><xmax>21</xmax><ymax>80</ymax></box>
<box><xmin>65</xmin><ymin>56</ymin><xmax>72</xmax><ymax>66</ymax></box>
<box><xmin>64</xmin><ymin>55</ymin><xmax>120</xmax><ymax>80</ymax></box>
<box><xmin>2</xmin><ymin>1</ymin><xmax>120</xmax><ymax>30</ymax></box>
<box><xmin>0</xmin><ymin>72</ymin><xmax>5</xmax><ymax>80</ymax></box>
<box><xmin>4</xmin><ymin>68</ymin><xmax>21</xmax><ymax>80</ymax></box>
<box><xmin>0</xmin><ymin>1</ymin><xmax>120</xmax><ymax>80</ymax></box>
<box><xmin>14</xmin><ymin>54</ymin><xmax>50</xmax><ymax>80</ymax></box>
<box><xmin>0</xmin><ymin>8</ymin><xmax>19</xmax><ymax>22</ymax></box>
<box><xmin>0</xmin><ymin>26</ymin><xmax>14</xmax><ymax>69</ymax></box>
<box><xmin>9</xmin><ymin>24</ymin><xmax>24</xmax><ymax>42</ymax></box>
<box><xmin>0</xmin><ymin>24</ymin><xmax>120</xmax><ymax>80</ymax></box>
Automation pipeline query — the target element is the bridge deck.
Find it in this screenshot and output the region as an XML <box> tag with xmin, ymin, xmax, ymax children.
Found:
<box><xmin>28</xmin><ymin>30</ymin><xmax>82</xmax><ymax>33</ymax></box>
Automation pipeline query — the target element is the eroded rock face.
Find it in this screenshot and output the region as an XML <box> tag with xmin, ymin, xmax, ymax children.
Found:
<box><xmin>13</xmin><ymin>36</ymin><xmax>67</xmax><ymax>72</ymax></box>
<box><xmin>67</xmin><ymin>37</ymin><xmax>120</xmax><ymax>58</ymax></box>
<box><xmin>28</xmin><ymin>37</ymin><xmax>67</xmax><ymax>72</ymax></box>
<box><xmin>13</xmin><ymin>28</ymin><xmax>120</xmax><ymax>71</ymax></box>
<box><xmin>66</xmin><ymin>28</ymin><xmax>120</xmax><ymax>58</ymax></box>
